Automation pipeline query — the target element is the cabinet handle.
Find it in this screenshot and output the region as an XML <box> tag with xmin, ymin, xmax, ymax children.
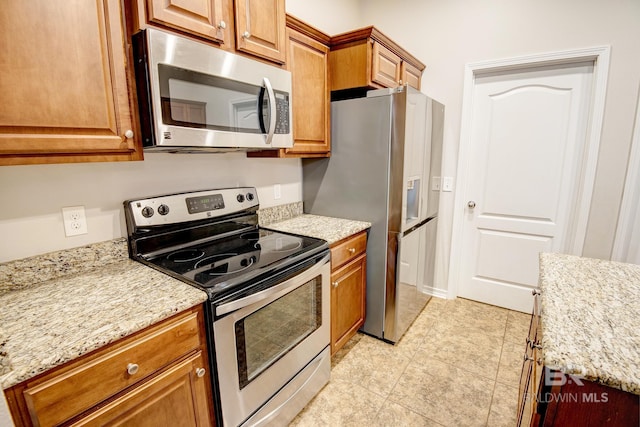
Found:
<box><xmin>124</xmin><ymin>129</ymin><xmax>134</xmax><ymax>139</ymax></box>
<box><xmin>348</xmin><ymin>248</ymin><xmax>355</xmax><ymax>254</ymax></box>
<box><xmin>526</xmin><ymin>338</ymin><xmax>542</xmax><ymax>350</ymax></box>
<box><xmin>243</xmin><ymin>31</ymin><xmax>251</xmax><ymax>39</ymax></box>
<box><xmin>127</xmin><ymin>363</ymin><xmax>139</xmax><ymax>375</ymax></box>
<box><xmin>532</xmin><ymin>288</ymin><xmax>541</xmax><ymax>296</ymax></box>
<box><xmin>218</xmin><ymin>20</ymin><xmax>227</xmax><ymax>29</ymax></box>
<box><xmin>332</xmin><ymin>281</ymin><xmax>338</xmax><ymax>288</ymax></box>
<box><xmin>196</xmin><ymin>367</ymin><xmax>206</xmax><ymax>378</ymax></box>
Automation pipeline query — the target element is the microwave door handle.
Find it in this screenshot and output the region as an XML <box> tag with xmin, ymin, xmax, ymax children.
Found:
<box><xmin>263</xmin><ymin>77</ymin><xmax>276</xmax><ymax>145</ymax></box>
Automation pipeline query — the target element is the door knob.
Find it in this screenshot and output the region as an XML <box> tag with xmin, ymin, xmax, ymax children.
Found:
<box><xmin>467</xmin><ymin>201</ymin><xmax>476</xmax><ymax>209</ymax></box>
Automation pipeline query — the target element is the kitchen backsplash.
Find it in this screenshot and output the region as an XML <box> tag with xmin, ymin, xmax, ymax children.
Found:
<box><xmin>0</xmin><ymin>239</ymin><xmax>128</xmax><ymax>295</ymax></box>
<box><xmin>0</xmin><ymin>202</ymin><xmax>305</xmax><ymax>293</ymax></box>
<box><xmin>258</xmin><ymin>202</ymin><xmax>303</xmax><ymax>226</ymax></box>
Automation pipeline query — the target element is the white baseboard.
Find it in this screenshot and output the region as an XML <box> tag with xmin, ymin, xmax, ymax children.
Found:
<box><xmin>421</xmin><ymin>285</ymin><xmax>449</xmax><ymax>299</ymax></box>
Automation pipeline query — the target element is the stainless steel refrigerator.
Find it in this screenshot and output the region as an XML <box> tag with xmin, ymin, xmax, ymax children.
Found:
<box><xmin>302</xmin><ymin>86</ymin><xmax>444</xmax><ymax>343</ymax></box>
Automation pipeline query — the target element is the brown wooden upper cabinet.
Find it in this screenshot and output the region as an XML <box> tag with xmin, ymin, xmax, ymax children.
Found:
<box><xmin>330</xmin><ymin>26</ymin><xmax>425</xmax><ymax>91</ymax></box>
<box><xmin>0</xmin><ymin>0</ymin><xmax>142</xmax><ymax>166</ymax></box>
<box><xmin>132</xmin><ymin>0</ymin><xmax>286</xmax><ymax>64</ymax></box>
<box><xmin>248</xmin><ymin>15</ymin><xmax>331</xmax><ymax>158</ymax></box>
<box><xmin>142</xmin><ymin>0</ymin><xmax>232</xmax><ymax>47</ymax></box>
<box><xmin>234</xmin><ymin>0</ymin><xmax>287</xmax><ymax>64</ymax></box>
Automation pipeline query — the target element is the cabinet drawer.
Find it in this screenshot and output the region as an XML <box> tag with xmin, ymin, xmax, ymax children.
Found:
<box><xmin>23</xmin><ymin>311</ymin><xmax>202</xmax><ymax>427</ymax></box>
<box><xmin>330</xmin><ymin>231</ymin><xmax>367</xmax><ymax>270</ymax></box>
<box><xmin>70</xmin><ymin>351</ymin><xmax>212</xmax><ymax>427</ymax></box>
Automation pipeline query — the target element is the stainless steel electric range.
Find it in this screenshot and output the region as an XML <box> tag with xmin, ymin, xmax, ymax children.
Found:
<box><xmin>124</xmin><ymin>187</ymin><xmax>331</xmax><ymax>427</ymax></box>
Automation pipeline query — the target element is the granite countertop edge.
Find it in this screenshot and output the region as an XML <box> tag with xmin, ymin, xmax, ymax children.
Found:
<box><xmin>539</xmin><ymin>252</ymin><xmax>640</xmax><ymax>395</ymax></box>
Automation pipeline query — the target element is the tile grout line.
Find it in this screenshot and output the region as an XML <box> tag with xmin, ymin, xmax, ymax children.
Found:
<box><xmin>376</xmin><ymin>312</ymin><xmax>448</xmax><ymax>427</ymax></box>
<box><xmin>483</xmin><ymin>311</ymin><xmax>513</xmax><ymax>426</ymax></box>
<box><xmin>369</xmin><ymin>312</ymin><xmax>436</xmax><ymax>423</ymax></box>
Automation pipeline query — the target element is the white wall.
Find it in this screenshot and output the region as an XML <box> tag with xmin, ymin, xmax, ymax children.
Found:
<box><xmin>286</xmin><ymin>0</ymin><xmax>361</xmax><ymax>35</ymax></box>
<box><xmin>0</xmin><ymin>153</ymin><xmax>301</xmax><ymax>262</ymax></box>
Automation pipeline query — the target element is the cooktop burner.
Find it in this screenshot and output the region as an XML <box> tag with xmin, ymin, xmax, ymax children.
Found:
<box><xmin>144</xmin><ymin>228</ymin><xmax>323</xmax><ymax>294</ymax></box>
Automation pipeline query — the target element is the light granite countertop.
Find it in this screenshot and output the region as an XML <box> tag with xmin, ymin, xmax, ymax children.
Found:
<box><xmin>265</xmin><ymin>214</ymin><xmax>371</xmax><ymax>245</ymax></box>
<box><xmin>539</xmin><ymin>253</ymin><xmax>640</xmax><ymax>395</ymax></box>
<box><xmin>0</xmin><ymin>239</ymin><xmax>207</xmax><ymax>389</ymax></box>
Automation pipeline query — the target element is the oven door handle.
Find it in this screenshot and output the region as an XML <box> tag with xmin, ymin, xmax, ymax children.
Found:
<box><xmin>216</xmin><ymin>253</ymin><xmax>330</xmax><ymax>316</ymax></box>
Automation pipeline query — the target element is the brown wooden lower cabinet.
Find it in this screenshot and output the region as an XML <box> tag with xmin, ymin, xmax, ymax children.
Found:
<box><xmin>70</xmin><ymin>351</ymin><xmax>211</xmax><ymax>427</ymax></box>
<box><xmin>5</xmin><ymin>305</ymin><xmax>214</xmax><ymax>427</ymax></box>
<box><xmin>524</xmin><ymin>369</ymin><xmax>639</xmax><ymax>427</ymax></box>
<box><xmin>330</xmin><ymin>231</ymin><xmax>367</xmax><ymax>355</ymax></box>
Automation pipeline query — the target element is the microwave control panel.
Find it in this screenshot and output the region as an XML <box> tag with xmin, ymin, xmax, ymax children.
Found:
<box><xmin>274</xmin><ymin>92</ymin><xmax>290</xmax><ymax>134</ymax></box>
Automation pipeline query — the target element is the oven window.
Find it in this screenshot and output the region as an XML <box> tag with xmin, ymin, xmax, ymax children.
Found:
<box><xmin>235</xmin><ymin>276</ymin><xmax>322</xmax><ymax>389</ymax></box>
<box><xmin>157</xmin><ymin>64</ymin><xmax>268</xmax><ymax>134</ymax></box>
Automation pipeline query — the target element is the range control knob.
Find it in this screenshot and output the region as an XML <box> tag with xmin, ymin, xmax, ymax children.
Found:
<box><xmin>246</xmin><ymin>193</ymin><xmax>254</xmax><ymax>201</ymax></box>
<box><xmin>141</xmin><ymin>206</ymin><xmax>154</xmax><ymax>218</ymax></box>
<box><xmin>157</xmin><ymin>204</ymin><xmax>170</xmax><ymax>215</ymax></box>
<box><xmin>237</xmin><ymin>194</ymin><xmax>245</xmax><ymax>203</ymax></box>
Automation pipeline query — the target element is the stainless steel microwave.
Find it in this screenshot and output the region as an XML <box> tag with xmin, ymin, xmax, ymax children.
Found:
<box><xmin>132</xmin><ymin>28</ymin><xmax>293</xmax><ymax>152</ymax></box>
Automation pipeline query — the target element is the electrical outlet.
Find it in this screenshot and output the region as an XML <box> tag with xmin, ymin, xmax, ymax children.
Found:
<box><xmin>442</xmin><ymin>177</ymin><xmax>454</xmax><ymax>192</ymax></box>
<box><xmin>62</xmin><ymin>206</ymin><xmax>88</xmax><ymax>237</ymax></box>
<box><xmin>432</xmin><ymin>176</ymin><xmax>441</xmax><ymax>191</ymax></box>
<box><xmin>274</xmin><ymin>184</ymin><xmax>282</xmax><ymax>200</ymax></box>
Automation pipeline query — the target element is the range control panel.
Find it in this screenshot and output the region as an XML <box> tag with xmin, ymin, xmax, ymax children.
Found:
<box><xmin>126</xmin><ymin>187</ymin><xmax>258</xmax><ymax>227</ymax></box>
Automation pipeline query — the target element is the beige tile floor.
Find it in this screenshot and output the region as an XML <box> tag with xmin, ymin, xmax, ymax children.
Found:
<box><xmin>290</xmin><ymin>297</ymin><xmax>531</xmax><ymax>427</ymax></box>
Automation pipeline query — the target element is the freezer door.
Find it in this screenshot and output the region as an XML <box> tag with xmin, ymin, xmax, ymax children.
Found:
<box><xmin>386</xmin><ymin>221</ymin><xmax>433</xmax><ymax>343</ymax></box>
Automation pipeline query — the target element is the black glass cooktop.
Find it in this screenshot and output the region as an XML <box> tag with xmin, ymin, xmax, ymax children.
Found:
<box><xmin>143</xmin><ymin>227</ymin><xmax>326</xmax><ymax>296</ymax></box>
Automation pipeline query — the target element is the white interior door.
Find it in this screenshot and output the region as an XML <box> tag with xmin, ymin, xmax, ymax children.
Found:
<box><xmin>458</xmin><ymin>61</ymin><xmax>594</xmax><ymax>312</ymax></box>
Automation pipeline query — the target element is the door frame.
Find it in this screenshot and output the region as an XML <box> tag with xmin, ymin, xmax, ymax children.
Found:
<box><xmin>448</xmin><ymin>46</ymin><xmax>611</xmax><ymax>299</ymax></box>
<box><xmin>612</xmin><ymin>89</ymin><xmax>640</xmax><ymax>264</ymax></box>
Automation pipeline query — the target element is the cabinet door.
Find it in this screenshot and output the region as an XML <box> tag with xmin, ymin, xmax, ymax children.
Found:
<box><xmin>235</xmin><ymin>0</ymin><xmax>286</xmax><ymax>64</ymax></box>
<box><xmin>147</xmin><ymin>0</ymin><xmax>230</xmax><ymax>45</ymax></box>
<box><xmin>401</xmin><ymin>61</ymin><xmax>422</xmax><ymax>90</ymax></box>
<box><xmin>0</xmin><ymin>0</ymin><xmax>141</xmax><ymax>165</ymax></box>
<box><xmin>71</xmin><ymin>352</ymin><xmax>213</xmax><ymax>427</ymax></box>
<box><xmin>331</xmin><ymin>254</ymin><xmax>366</xmax><ymax>355</ymax></box>
<box><xmin>371</xmin><ymin>41</ymin><xmax>402</xmax><ymax>88</ymax></box>
<box><xmin>517</xmin><ymin>291</ymin><xmax>542</xmax><ymax>427</ymax></box>
<box><xmin>285</xmin><ymin>27</ymin><xmax>330</xmax><ymax>155</ymax></box>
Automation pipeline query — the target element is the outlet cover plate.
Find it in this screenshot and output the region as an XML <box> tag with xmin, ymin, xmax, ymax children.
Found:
<box><xmin>442</xmin><ymin>177</ymin><xmax>454</xmax><ymax>192</ymax></box>
<box><xmin>62</xmin><ymin>206</ymin><xmax>88</xmax><ymax>237</ymax></box>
